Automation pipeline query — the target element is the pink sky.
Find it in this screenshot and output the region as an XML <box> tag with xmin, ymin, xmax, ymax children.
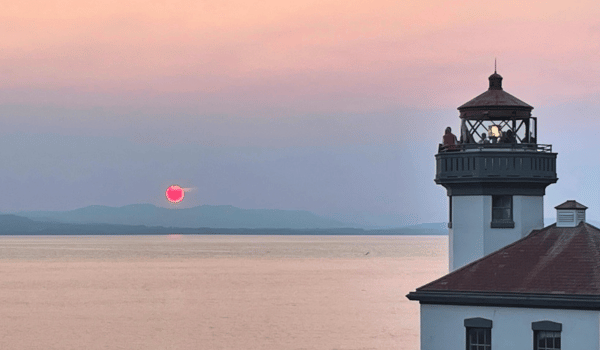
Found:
<box><xmin>1</xmin><ymin>0</ymin><xmax>599</xmax><ymax>223</ymax></box>
<box><xmin>3</xmin><ymin>0</ymin><xmax>598</xmax><ymax>111</ymax></box>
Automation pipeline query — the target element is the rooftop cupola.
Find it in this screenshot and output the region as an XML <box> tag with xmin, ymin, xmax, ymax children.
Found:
<box><xmin>488</xmin><ymin>71</ymin><xmax>503</xmax><ymax>90</ymax></box>
<box><xmin>555</xmin><ymin>200</ymin><xmax>587</xmax><ymax>227</ymax></box>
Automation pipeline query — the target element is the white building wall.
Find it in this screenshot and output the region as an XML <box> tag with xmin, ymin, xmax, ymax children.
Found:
<box><xmin>421</xmin><ymin>304</ymin><xmax>599</xmax><ymax>350</ymax></box>
<box><xmin>450</xmin><ymin>196</ymin><xmax>486</xmax><ymax>272</ymax></box>
<box><xmin>515</xmin><ymin>196</ymin><xmax>545</xmax><ymax>237</ymax></box>
<box><xmin>451</xmin><ymin>195</ymin><xmax>544</xmax><ymax>272</ymax></box>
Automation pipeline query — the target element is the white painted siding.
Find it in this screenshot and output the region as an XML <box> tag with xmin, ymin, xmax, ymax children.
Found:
<box><xmin>449</xmin><ymin>196</ymin><xmax>486</xmax><ymax>271</ymax></box>
<box><xmin>450</xmin><ymin>195</ymin><xmax>544</xmax><ymax>272</ymax></box>
<box><xmin>514</xmin><ymin>196</ymin><xmax>544</xmax><ymax>238</ymax></box>
<box><xmin>421</xmin><ymin>304</ymin><xmax>599</xmax><ymax>350</ymax></box>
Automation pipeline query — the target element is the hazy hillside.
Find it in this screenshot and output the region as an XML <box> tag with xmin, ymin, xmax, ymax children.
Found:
<box><xmin>17</xmin><ymin>204</ymin><xmax>349</xmax><ymax>229</ymax></box>
<box><xmin>0</xmin><ymin>214</ymin><xmax>447</xmax><ymax>236</ymax></box>
<box><xmin>0</xmin><ymin>214</ymin><xmax>164</xmax><ymax>235</ymax></box>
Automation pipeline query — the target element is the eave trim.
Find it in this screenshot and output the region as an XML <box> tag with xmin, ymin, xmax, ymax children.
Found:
<box><xmin>406</xmin><ymin>291</ymin><xmax>600</xmax><ymax>311</ymax></box>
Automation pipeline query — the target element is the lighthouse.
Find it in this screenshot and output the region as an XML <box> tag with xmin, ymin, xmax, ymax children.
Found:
<box><xmin>435</xmin><ymin>71</ymin><xmax>558</xmax><ymax>271</ymax></box>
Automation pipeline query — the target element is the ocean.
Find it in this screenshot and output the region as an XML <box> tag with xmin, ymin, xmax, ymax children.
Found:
<box><xmin>0</xmin><ymin>235</ymin><xmax>447</xmax><ymax>350</ymax></box>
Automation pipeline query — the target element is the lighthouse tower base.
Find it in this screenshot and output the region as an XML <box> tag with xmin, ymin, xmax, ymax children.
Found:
<box><xmin>449</xmin><ymin>195</ymin><xmax>544</xmax><ymax>271</ymax></box>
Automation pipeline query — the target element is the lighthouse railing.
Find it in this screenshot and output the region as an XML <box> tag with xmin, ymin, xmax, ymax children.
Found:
<box><xmin>438</xmin><ymin>143</ymin><xmax>552</xmax><ymax>153</ymax></box>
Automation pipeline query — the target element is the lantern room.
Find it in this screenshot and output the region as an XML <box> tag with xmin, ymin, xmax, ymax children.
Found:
<box><xmin>457</xmin><ymin>71</ymin><xmax>538</xmax><ymax>145</ymax></box>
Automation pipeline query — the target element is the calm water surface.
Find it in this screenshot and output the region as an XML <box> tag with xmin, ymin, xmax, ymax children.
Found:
<box><xmin>0</xmin><ymin>235</ymin><xmax>447</xmax><ymax>350</ymax></box>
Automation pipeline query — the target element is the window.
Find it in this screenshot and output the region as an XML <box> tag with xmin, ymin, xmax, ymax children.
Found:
<box><xmin>533</xmin><ymin>321</ymin><xmax>561</xmax><ymax>350</ymax></box>
<box><xmin>492</xmin><ymin>196</ymin><xmax>512</xmax><ymax>220</ymax></box>
<box><xmin>535</xmin><ymin>331</ymin><xmax>560</xmax><ymax>350</ymax></box>
<box><xmin>491</xmin><ymin>195</ymin><xmax>514</xmax><ymax>228</ymax></box>
<box><xmin>465</xmin><ymin>318</ymin><xmax>492</xmax><ymax>350</ymax></box>
<box><xmin>467</xmin><ymin>328</ymin><xmax>491</xmax><ymax>350</ymax></box>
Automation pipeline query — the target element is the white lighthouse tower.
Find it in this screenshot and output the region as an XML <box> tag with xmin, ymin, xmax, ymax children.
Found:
<box><xmin>436</xmin><ymin>71</ymin><xmax>558</xmax><ymax>271</ymax></box>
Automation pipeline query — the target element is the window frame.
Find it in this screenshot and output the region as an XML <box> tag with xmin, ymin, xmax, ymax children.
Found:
<box><xmin>532</xmin><ymin>321</ymin><xmax>562</xmax><ymax>350</ymax></box>
<box><xmin>491</xmin><ymin>195</ymin><xmax>515</xmax><ymax>228</ymax></box>
<box><xmin>464</xmin><ymin>318</ymin><xmax>492</xmax><ymax>350</ymax></box>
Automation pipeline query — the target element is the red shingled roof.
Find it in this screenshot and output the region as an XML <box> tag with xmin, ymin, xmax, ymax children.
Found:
<box><xmin>458</xmin><ymin>89</ymin><xmax>533</xmax><ymax>110</ymax></box>
<box><xmin>418</xmin><ymin>222</ymin><xmax>600</xmax><ymax>295</ymax></box>
<box><xmin>555</xmin><ymin>200</ymin><xmax>588</xmax><ymax>210</ymax></box>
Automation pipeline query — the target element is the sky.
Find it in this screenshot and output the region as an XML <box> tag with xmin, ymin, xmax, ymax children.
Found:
<box><xmin>1</xmin><ymin>0</ymin><xmax>599</xmax><ymax>226</ymax></box>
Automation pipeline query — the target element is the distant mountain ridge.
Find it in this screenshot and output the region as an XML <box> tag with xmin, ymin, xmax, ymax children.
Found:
<box><xmin>17</xmin><ymin>204</ymin><xmax>349</xmax><ymax>229</ymax></box>
<box><xmin>0</xmin><ymin>214</ymin><xmax>447</xmax><ymax>236</ymax></box>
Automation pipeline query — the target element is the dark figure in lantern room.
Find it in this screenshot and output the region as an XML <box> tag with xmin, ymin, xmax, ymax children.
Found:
<box><xmin>502</xmin><ymin>129</ymin><xmax>516</xmax><ymax>144</ymax></box>
<box><xmin>479</xmin><ymin>133</ymin><xmax>490</xmax><ymax>144</ymax></box>
<box><xmin>443</xmin><ymin>127</ymin><xmax>458</xmax><ymax>151</ymax></box>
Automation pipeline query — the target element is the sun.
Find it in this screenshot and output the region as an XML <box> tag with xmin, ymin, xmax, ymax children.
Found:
<box><xmin>165</xmin><ymin>185</ymin><xmax>185</xmax><ymax>203</ymax></box>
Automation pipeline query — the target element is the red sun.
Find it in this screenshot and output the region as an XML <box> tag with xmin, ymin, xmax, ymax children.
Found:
<box><xmin>165</xmin><ymin>185</ymin><xmax>185</xmax><ymax>203</ymax></box>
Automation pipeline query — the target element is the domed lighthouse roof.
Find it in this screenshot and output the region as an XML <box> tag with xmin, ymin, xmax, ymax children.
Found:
<box><xmin>458</xmin><ymin>71</ymin><xmax>533</xmax><ymax>120</ymax></box>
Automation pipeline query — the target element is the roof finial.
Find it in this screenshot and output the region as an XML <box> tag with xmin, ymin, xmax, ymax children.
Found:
<box><xmin>488</xmin><ymin>62</ymin><xmax>503</xmax><ymax>90</ymax></box>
